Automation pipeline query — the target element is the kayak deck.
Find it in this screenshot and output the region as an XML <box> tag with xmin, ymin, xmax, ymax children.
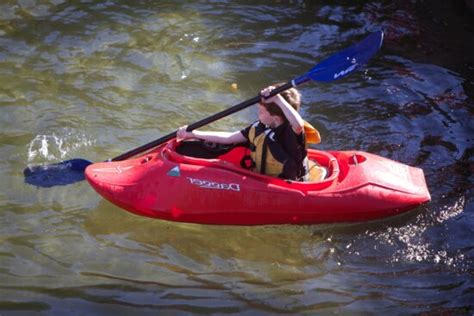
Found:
<box><xmin>85</xmin><ymin>140</ymin><xmax>431</xmax><ymax>225</ymax></box>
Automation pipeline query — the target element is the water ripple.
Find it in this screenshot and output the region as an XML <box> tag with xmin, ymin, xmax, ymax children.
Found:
<box><xmin>1</xmin><ymin>1</ymin><xmax>473</xmax><ymax>314</ymax></box>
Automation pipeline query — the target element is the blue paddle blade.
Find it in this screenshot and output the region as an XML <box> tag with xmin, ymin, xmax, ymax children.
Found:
<box><xmin>294</xmin><ymin>31</ymin><xmax>384</xmax><ymax>85</ymax></box>
<box><xmin>24</xmin><ymin>158</ymin><xmax>92</xmax><ymax>188</ymax></box>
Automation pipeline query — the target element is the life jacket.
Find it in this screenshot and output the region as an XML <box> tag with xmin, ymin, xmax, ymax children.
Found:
<box><xmin>303</xmin><ymin>120</ymin><xmax>321</xmax><ymax>146</ymax></box>
<box><xmin>241</xmin><ymin>120</ymin><xmax>319</xmax><ymax>180</ymax></box>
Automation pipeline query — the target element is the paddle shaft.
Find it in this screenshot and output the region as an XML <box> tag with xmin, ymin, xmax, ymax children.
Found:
<box><xmin>111</xmin><ymin>81</ymin><xmax>302</xmax><ymax>161</ymax></box>
<box><xmin>95</xmin><ymin>31</ymin><xmax>383</xmax><ymax>162</ymax></box>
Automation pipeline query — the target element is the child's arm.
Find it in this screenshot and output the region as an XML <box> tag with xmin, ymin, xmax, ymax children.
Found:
<box><xmin>177</xmin><ymin>126</ymin><xmax>246</xmax><ymax>144</ymax></box>
<box><xmin>261</xmin><ymin>87</ymin><xmax>304</xmax><ymax>135</ymax></box>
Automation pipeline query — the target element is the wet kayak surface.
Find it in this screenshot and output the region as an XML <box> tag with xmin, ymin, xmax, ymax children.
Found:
<box><xmin>1</xmin><ymin>1</ymin><xmax>473</xmax><ymax>314</ymax></box>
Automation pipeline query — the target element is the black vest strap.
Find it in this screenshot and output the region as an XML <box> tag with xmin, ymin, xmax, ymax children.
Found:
<box><xmin>260</xmin><ymin>136</ymin><xmax>269</xmax><ymax>174</ymax></box>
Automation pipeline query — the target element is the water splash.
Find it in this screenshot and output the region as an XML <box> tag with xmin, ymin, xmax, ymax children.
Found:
<box><xmin>27</xmin><ymin>130</ymin><xmax>94</xmax><ymax>163</ymax></box>
<box><xmin>24</xmin><ymin>131</ymin><xmax>95</xmax><ymax>187</ymax></box>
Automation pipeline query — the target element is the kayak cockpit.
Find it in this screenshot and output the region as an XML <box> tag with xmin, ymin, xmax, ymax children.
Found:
<box><xmin>164</xmin><ymin>139</ymin><xmax>339</xmax><ymax>187</ymax></box>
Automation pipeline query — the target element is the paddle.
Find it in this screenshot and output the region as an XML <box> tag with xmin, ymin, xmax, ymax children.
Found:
<box><xmin>24</xmin><ymin>30</ymin><xmax>383</xmax><ymax>187</ymax></box>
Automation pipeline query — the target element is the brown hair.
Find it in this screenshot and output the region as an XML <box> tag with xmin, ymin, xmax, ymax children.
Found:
<box><xmin>261</xmin><ymin>83</ymin><xmax>301</xmax><ymax>119</ymax></box>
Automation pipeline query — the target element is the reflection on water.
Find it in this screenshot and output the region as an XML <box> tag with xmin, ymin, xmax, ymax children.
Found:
<box><xmin>1</xmin><ymin>0</ymin><xmax>473</xmax><ymax>314</ymax></box>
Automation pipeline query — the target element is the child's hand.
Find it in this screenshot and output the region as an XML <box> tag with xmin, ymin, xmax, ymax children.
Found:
<box><xmin>260</xmin><ymin>85</ymin><xmax>282</xmax><ymax>105</ymax></box>
<box><xmin>177</xmin><ymin>125</ymin><xmax>192</xmax><ymax>141</ymax></box>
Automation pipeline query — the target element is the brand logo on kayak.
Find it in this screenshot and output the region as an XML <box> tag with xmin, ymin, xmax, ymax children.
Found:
<box><xmin>333</xmin><ymin>61</ymin><xmax>358</xmax><ymax>79</ymax></box>
<box><xmin>186</xmin><ymin>177</ymin><xmax>240</xmax><ymax>191</ymax></box>
<box><xmin>167</xmin><ymin>166</ymin><xmax>181</xmax><ymax>177</ymax></box>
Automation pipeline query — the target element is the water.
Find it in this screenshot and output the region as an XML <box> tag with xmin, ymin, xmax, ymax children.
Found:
<box><xmin>1</xmin><ymin>1</ymin><xmax>473</xmax><ymax>314</ymax></box>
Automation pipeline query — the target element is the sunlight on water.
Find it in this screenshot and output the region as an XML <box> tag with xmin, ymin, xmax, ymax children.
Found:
<box><xmin>364</xmin><ymin>196</ymin><xmax>467</xmax><ymax>269</ymax></box>
<box><xmin>435</xmin><ymin>196</ymin><xmax>465</xmax><ymax>224</ymax></box>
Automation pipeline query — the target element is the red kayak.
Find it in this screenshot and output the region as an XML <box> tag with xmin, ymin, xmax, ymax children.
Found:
<box><xmin>85</xmin><ymin>139</ymin><xmax>430</xmax><ymax>225</ymax></box>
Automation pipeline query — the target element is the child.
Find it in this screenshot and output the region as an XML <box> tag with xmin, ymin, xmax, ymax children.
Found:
<box><xmin>177</xmin><ymin>84</ymin><xmax>309</xmax><ymax>181</ymax></box>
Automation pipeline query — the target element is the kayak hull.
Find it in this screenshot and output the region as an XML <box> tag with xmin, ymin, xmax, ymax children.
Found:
<box><xmin>85</xmin><ymin>140</ymin><xmax>430</xmax><ymax>225</ymax></box>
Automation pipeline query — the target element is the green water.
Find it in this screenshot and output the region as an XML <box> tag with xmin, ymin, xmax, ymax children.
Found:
<box><xmin>1</xmin><ymin>1</ymin><xmax>473</xmax><ymax>314</ymax></box>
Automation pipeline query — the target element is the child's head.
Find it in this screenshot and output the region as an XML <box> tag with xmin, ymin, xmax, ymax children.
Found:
<box><xmin>260</xmin><ymin>84</ymin><xmax>301</xmax><ymax>120</ymax></box>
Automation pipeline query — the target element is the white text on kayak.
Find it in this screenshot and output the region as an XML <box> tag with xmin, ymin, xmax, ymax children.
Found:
<box><xmin>186</xmin><ymin>177</ymin><xmax>240</xmax><ymax>191</ymax></box>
